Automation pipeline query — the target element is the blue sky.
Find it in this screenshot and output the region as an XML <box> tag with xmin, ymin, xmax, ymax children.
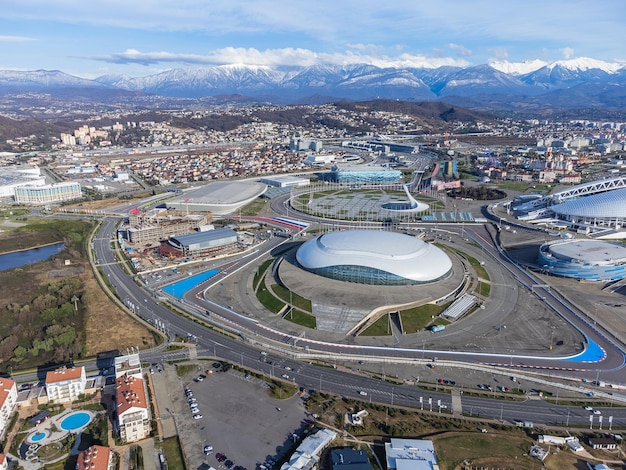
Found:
<box><xmin>1</xmin><ymin>0</ymin><xmax>624</xmax><ymax>78</ymax></box>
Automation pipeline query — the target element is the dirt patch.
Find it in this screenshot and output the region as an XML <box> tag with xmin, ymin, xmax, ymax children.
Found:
<box><xmin>81</xmin><ymin>274</ymin><xmax>157</xmax><ymax>356</ymax></box>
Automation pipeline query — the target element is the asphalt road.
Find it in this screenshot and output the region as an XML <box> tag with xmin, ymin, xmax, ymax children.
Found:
<box><xmin>90</xmin><ymin>215</ymin><xmax>626</xmax><ymax>429</ymax></box>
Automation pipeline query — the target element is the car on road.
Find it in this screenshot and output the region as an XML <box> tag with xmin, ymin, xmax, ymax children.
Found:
<box><xmin>281</xmin><ymin>374</ymin><xmax>290</xmax><ymax>379</ymax></box>
<box><xmin>284</xmin><ymin>366</ymin><xmax>292</xmax><ymax>371</ymax></box>
<box><xmin>593</xmin><ymin>409</ymin><xmax>602</xmax><ymax>415</ymax></box>
<box><xmin>584</xmin><ymin>406</ymin><xmax>593</xmax><ymax>411</ymax></box>
<box><xmin>358</xmin><ymin>390</ymin><xmax>367</xmax><ymax>396</ymax></box>
<box><xmin>204</xmin><ymin>445</ymin><xmax>213</xmax><ymax>455</ymax></box>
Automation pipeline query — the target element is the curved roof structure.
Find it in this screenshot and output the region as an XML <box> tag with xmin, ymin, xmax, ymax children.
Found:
<box><xmin>166</xmin><ymin>181</ymin><xmax>266</xmax><ymax>215</ymax></box>
<box><xmin>296</xmin><ymin>230</ymin><xmax>452</xmax><ymax>285</ymax></box>
<box><xmin>551</xmin><ymin>187</ymin><xmax>626</xmax><ymax>219</ymax></box>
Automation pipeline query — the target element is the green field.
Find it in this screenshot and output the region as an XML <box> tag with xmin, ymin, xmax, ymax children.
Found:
<box><xmin>360</xmin><ymin>315</ymin><xmax>392</xmax><ymax>336</ymax></box>
<box><xmin>400</xmin><ymin>304</ymin><xmax>445</xmax><ymax>333</ymax></box>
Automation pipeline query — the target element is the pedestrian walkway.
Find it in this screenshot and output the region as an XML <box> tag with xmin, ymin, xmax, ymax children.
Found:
<box><xmin>451</xmin><ymin>389</ymin><xmax>463</xmax><ymax>417</ymax></box>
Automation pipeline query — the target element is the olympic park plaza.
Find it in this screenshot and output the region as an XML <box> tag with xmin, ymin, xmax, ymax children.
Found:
<box><xmin>168</xmin><ymin>175</ymin><xmax>626</xmax><ymax>353</ymax></box>
<box><xmin>175</xmin><ymin>179</ymin><xmax>618</xmax><ymax>359</ymax></box>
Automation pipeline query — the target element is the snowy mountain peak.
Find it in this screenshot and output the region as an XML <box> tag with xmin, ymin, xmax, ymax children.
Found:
<box><xmin>547</xmin><ymin>57</ymin><xmax>622</xmax><ymax>73</ymax></box>
<box><xmin>489</xmin><ymin>59</ymin><xmax>547</xmax><ymax>75</ymax></box>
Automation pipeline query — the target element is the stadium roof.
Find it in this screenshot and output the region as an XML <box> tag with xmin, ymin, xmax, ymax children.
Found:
<box><xmin>296</xmin><ymin>230</ymin><xmax>451</xmax><ymax>283</ymax></box>
<box><xmin>170</xmin><ymin>228</ymin><xmax>238</xmax><ymax>247</ymax></box>
<box><xmin>546</xmin><ymin>240</ymin><xmax>626</xmax><ymax>265</ymax></box>
<box><xmin>551</xmin><ymin>188</ymin><xmax>626</xmax><ymax>219</ymax></box>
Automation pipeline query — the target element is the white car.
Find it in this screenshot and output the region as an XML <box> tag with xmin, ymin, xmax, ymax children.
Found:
<box><xmin>193</xmin><ymin>414</ymin><xmax>203</xmax><ymax>419</ymax></box>
<box><xmin>281</xmin><ymin>374</ymin><xmax>290</xmax><ymax>379</ymax></box>
<box><xmin>593</xmin><ymin>409</ymin><xmax>602</xmax><ymax>415</ymax></box>
<box><xmin>358</xmin><ymin>390</ymin><xmax>367</xmax><ymax>396</ymax></box>
<box><xmin>583</xmin><ymin>406</ymin><xmax>593</xmax><ymax>411</ymax></box>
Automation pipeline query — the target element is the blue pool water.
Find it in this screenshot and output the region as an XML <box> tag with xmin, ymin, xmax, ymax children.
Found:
<box><xmin>30</xmin><ymin>431</ymin><xmax>48</xmax><ymax>442</ymax></box>
<box><xmin>162</xmin><ymin>269</ymin><xmax>220</xmax><ymax>299</ymax></box>
<box><xmin>60</xmin><ymin>412</ymin><xmax>91</xmax><ymax>431</ymax></box>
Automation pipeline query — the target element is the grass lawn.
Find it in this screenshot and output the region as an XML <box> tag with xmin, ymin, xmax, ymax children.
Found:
<box><xmin>400</xmin><ymin>304</ymin><xmax>444</xmax><ymax>333</ymax></box>
<box><xmin>157</xmin><ymin>436</ymin><xmax>185</xmax><ymax>470</ymax></box>
<box><xmin>253</xmin><ymin>258</ymin><xmax>273</xmax><ymax>291</ymax></box>
<box><xmin>283</xmin><ymin>308</ymin><xmax>317</xmax><ymax>329</ymax></box>
<box><xmin>433</xmin><ymin>431</ymin><xmax>542</xmax><ymax>469</ymax></box>
<box><xmin>272</xmin><ymin>283</ymin><xmax>312</xmax><ymax>312</ymax></box>
<box><xmin>360</xmin><ymin>315</ymin><xmax>392</xmax><ymax>336</ymax></box>
<box><xmin>256</xmin><ymin>284</ymin><xmax>286</xmax><ymax>314</ymax></box>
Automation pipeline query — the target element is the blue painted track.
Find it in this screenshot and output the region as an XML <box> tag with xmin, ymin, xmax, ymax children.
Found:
<box><xmin>564</xmin><ymin>337</ymin><xmax>606</xmax><ymax>362</ymax></box>
<box><xmin>162</xmin><ymin>269</ymin><xmax>219</xmax><ymax>299</ymax></box>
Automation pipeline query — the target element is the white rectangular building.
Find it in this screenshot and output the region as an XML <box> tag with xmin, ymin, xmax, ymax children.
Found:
<box><xmin>0</xmin><ymin>378</ymin><xmax>17</xmax><ymax>440</ymax></box>
<box><xmin>45</xmin><ymin>366</ymin><xmax>87</xmax><ymax>403</ymax></box>
<box><xmin>14</xmin><ymin>181</ymin><xmax>82</xmax><ymax>205</ymax></box>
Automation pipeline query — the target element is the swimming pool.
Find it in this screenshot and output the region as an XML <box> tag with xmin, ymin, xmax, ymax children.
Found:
<box><xmin>30</xmin><ymin>431</ymin><xmax>48</xmax><ymax>442</ymax></box>
<box><xmin>59</xmin><ymin>411</ymin><xmax>92</xmax><ymax>431</ymax></box>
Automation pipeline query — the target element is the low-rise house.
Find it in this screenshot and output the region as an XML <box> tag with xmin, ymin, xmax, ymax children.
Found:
<box><xmin>0</xmin><ymin>452</ymin><xmax>9</xmax><ymax>470</ymax></box>
<box><xmin>45</xmin><ymin>366</ymin><xmax>86</xmax><ymax>403</ymax></box>
<box><xmin>385</xmin><ymin>438</ymin><xmax>439</xmax><ymax>470</ymax></box>
<box><xmin>588</xmin><ymin>437</ymin><xmax>617</xmax><ymax>450</ymax></box>
<box><xmin>76</xmin><ymin>445</ymin><xmax>114</xmax><ymax>470</ymax></box>
<box><xmin>330</xmin><ymin>448</ymin><xmax>373</xmax><ymax>470</ymax></box>
<box><xmin>0</xmin><ymin>378</ymin><xmax>17</xmax><ymax>440</ymax></box>
<box><xmin>116</xmin><ymin>373</ymin><xmax>151</xmax><ymax>443</ymax></box>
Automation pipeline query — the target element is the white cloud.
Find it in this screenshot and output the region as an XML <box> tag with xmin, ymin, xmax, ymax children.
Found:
<box><xmin>0</xmin><ymin>35</ymin><xmax>35</xmax><ymax>42</ymax></box>
<box><xmin>448</xmin><ymin>43</ymin><xmax>472</xmax><ymax>57</ymax></box>
<box><xmin>560</xmin><ymin>47</ymin><xmax>575</xmax><ymax>59</ymax></box>
<box><xmin>89</xmin><ymin>47</ymin><xmax>471</xmax><ymax>69</ymax></box>
<box><xmin>488</xmin><ymin>47</ymin><xmax>509</xmax><ymax>60</ymax></box>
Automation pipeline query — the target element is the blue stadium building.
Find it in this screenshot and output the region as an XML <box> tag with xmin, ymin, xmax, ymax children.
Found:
<box><xmin>538</xmin><ymin>239</ymin><xmax>626</xmax><ymax>281</ymax></box>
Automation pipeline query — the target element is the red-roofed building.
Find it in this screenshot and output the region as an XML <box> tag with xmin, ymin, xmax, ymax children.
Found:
<box><xmin>0</xmin><ymin>378</ymin><xmax>17</xmax><ymax>440</ymax></box>
<box><xmin>45</xmin><ymin>366</ymin><xmax>86</xmax><ymax>403</ymax></box>
<box><xmin>0</xmin><ymin>452</ymin><xmax>9</xmax><ymax>470</ymax></box>
<box><xmin>115</xmin><ymin>373</ymin><xmax>151</xmax><ymax>442</ymax></box>
<box><xmin>75</xmin><ymin>445</ymin><xmax>113</xmax><ymax>470</ymax></box>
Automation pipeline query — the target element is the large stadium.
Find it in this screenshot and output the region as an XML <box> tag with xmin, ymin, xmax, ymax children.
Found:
<box><xmin>538</xmin><ymin>239</ymin><xmax>626</xmax><ymax>281</ymax></box>
<box><xmin>166</xmin><ymin>181</ymin><xmax>267</xmax><ymax>215</ymax></box>
<box><xmin>276</xmin><ymin>229</ymin><xmax>465</xmax><ymax>334</ymax></box>
<box><xmin>296</xmin><ymin>230</ymin><xmax>451</xmax><ymax>285</ymax></box>
<box><xmin>513</xmin><ymin>176</ymin><xmax>626</xmax><ymax>237</ymax></box>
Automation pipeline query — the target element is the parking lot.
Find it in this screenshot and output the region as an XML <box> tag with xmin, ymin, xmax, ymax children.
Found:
<box><xmin>167</xmin><ymin>362</ymin><xmax>310</xmax><ymax>470</ymax></box>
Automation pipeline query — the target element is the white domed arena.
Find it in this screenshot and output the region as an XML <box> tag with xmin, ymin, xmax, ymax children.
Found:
<box><xmin>296</xmin><ymin>229</ymin><xmax>452</xmax><ymax>285</ymax></box>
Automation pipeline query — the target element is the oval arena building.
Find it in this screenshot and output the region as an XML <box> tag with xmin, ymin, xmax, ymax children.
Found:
<box><xmin>296</xmin><ymin>229</ymin><xmax>452</xmax><ymax>285</ymax></box>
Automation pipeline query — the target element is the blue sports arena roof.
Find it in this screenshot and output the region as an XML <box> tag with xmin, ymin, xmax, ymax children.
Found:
<box><xmin>551</xmin><ymin>187</ymin><xmax>626</xmax><ymax>219</ymax></box>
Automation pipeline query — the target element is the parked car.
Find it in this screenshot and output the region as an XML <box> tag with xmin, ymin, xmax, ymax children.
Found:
<box><xmin>204</xmin><ymin>445</ymin><xmax>213</xmax><ymax>455</ymax></box>
<box><xmin>193</xmin><ymin>413</ymin><xmax>203</xmax><ymax>419</ymax></box>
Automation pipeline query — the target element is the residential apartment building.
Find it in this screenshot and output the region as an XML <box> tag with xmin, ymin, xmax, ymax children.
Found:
<box><xmin>115</xmin><ymin>373</ymin><xmax>151</xmax><ymax>442</ymax></box>
<box><xmin>0</xmin><ymin>378</ymin><xmax>17</xmax><ymax>440</ymax></box>
<box><xmin>76</xmin><ymin>445</ymin><xmax>114</xmax><ymax>470</ymax></box>
<box><xmin>45</xmin><ymin>366</ymin><xmax>87</xmax><ymax>403</ymax></box>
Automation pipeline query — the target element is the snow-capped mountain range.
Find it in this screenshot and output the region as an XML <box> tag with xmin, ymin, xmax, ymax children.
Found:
<box><xmin>1</xmin><ymin>57</ymin><xmax>625</xmax><ymax>109</ymax></box>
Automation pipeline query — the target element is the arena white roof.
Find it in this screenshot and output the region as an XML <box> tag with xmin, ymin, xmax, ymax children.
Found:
<box><xmin>551</xmin><ymin>188</ymin><xmax>626</xmax><ymax>219</ymax></box>
<box><xmin>167</xmin><ymin>181</ymin><xmax>266</xmax><ymax>215</ymax></box>
<box><xmin>296</xmin><ymin>229</ymin><xmax>451</xmax><ymax>282</ymax></box>
<box><xmin>546</xmin><ymin>240</ymin><xmax>626</xmax><ymax>265</ymax></box>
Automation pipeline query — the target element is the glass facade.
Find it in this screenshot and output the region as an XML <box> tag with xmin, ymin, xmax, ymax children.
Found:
<box><xmin>308</xmin><ymin>264</ymin><xmax>450</xmax><ymax>286</ymax></box>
